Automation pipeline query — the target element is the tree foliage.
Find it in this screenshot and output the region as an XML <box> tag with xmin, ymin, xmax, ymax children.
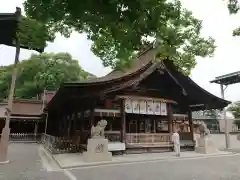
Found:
<box><xmin>18</xmin><ymin>17</ymin><xmax>55</xmax><ymax>50</ymax></box>
<box><xmin>227</xmin><ymin>0</ymin><xmax>240</xmax><ymax>36</ymax></box>
<box><xmin>24</xmin><ymin>0</ymin><xmax>215</xmax><ymax>74</ymax></box>
<box><xmin>228</xmin><ymin>101</ymin><xmax>240</xmax><ymax>119</ymax></box>
<box><xmin>0</xmin><ymin>53</ymin><xmax>95</xmax><ymax>100</ymax></box>
<box><xmin>203</xmin><ymin>109</ymin><xmax>221</xmax><ymax>120</ymax></box>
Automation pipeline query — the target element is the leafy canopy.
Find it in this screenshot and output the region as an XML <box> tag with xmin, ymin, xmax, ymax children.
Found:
<box><xmin>18</xmin><ymin>17</ymin><xmax>55</xmax><ymax>50</ymax></box>
<box><xmin>228</xmin><ymin>101</ymin><xmax>240</xmax><ymax>119</ymax></box>
<box><xmin>0</xmin><ymin>53</ymin><xmax>95</xmax><ymax>100</ymax></box>
<box><xmin>227</xmin><ymin>0</ymin><xmax>240</xmax><ymax>36</ymax></box>
<box><xmin>24</xmin><ymin>0</ymin><xmax>215</xmax><ymax>74</ymax></box>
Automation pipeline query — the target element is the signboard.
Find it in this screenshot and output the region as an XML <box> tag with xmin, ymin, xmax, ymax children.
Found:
<box><xmin>132</xmin><ymin>100</ymin><xmax>140</xmax><ymax>114</ymax></box>
<box><xmin>154</xmin><ymin>102</ymin><xmax>161</xmax><ymax>115</ymax></box>
<box><xmin>139</xmin><ymin>100</ymin><xmax>147</xmax><ymax>114</ymax></box>
<box><xmin>147</xmin><ymin>101</ymin><xmax>154</xmax><ymax>114</ymax></box>
<box><xmin>124</xmin><ymin>98</ymin><xmax>168</xmax><ymax>116</ymax></box>
<box><xmin>125</xmin><ymin>99</ymin><xmax>132</xmax><ymax>113</ymax></box>
<box><xmin>160</xmin><ymin>102</ymin><xmax>167</xmax><ymax>116</ymax></box>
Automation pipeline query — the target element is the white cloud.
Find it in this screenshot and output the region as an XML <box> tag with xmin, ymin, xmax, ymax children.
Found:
<box><xmin>1</xmin><ymin>0</ymin><xmax>240</xmax><ymax>102</ymax></box>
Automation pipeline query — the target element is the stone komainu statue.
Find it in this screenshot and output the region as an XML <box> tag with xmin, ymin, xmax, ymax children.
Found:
<box><xmin>197</xmin><ymin>121</ymin><xmax>210</xmax><ymax>137</ymax></box>
<box><xmin>91</xmin><ymin>120</ymin><xmax>108</xmax><ymax>138</ymax></box>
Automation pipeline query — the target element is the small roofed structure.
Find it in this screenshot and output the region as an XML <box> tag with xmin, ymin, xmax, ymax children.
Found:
<box><xmin>210</xmin><ymin>71</ymin><xmax>240</xmax><ymax>149</ymax></box>
<box><xmin>44</xmin><ymin>46</ymin><xmax>230</xmax><ymax>154</ymax></box>
<box><xmin>0</xmin><ymin>8</ymin><xmax>44</xmax><ymax>53</ymax></box>
<box><xmin>210</xmin><ymin>71</ymin><xmax>240</xmax><ymax>85</ymax></box>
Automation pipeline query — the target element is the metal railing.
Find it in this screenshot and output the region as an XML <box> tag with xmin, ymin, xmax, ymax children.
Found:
<box><xmin>41</xmin><ymin>133</ymin><xmax>83</xmax><ymax>154</ymax></box>
<box><xmin>0</xmin><ymin>133</ymin><xmax>41</xmax><ymax>142</ymax></box>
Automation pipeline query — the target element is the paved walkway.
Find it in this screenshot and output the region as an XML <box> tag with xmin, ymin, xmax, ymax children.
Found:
<box><xmin>51</xmin><ymin>148</ymin><xmax>232</xmax><ymax>169</ymax></box>
<box><xmin>0</xmin><ymin>143</ymin><xmax>68</xmax><ymax>180</ymax></box>
<box><xmin>2</xmin><ymin>139</ymin><xmax>240</xmax><ymax>180</ymax></box>
<box><xmin>69</xmin><ymin>153</ymin><xmax>240</xmax><ymax>180</ymax></box>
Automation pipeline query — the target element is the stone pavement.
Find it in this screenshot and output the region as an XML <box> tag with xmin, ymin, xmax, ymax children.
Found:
<box><xmin>51</xmin><ymin>147</ymin><xmax>233</xmax><ymax>169</ymax></box>
<box><xmin>210</xmin><ymin>134</ymin><xmax>240</xmax><ymax>150</ymax></box>
<box><xmin>2</xmin><ymin>142</ymin><xmax>240</xmax><ymax>180</ymax></box>
<box><xmin>0</xmin><ymin>143</ymin><xmax>68</xmax><ymax>180</ymax></box>
<box><xmin>69</xmin><ymin>153</ymin><xmax>240</xmax><ymax>180</ymax></box>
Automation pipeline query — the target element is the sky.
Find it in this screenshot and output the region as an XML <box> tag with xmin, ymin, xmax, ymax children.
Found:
<box><xmin>1</xmin><ymin>0</ymin><xmax>240</xmax><ymax>103</ymax></box>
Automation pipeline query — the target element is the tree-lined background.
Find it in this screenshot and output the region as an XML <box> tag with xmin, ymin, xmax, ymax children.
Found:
<box><xmin>0</xmin><ymin>53</ymin><xmax>95</xmax><ymax>101</ymax></box>
<box><xmin>1</xmin><ymin>0</ymin><xmax>239</xmax><ymax>105</ymax></box>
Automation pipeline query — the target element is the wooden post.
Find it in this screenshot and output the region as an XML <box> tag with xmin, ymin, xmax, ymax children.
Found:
<box><xmin>89</xmin><ymin>101</ymin><xmax>96</xmax><ymax>127</ymax></box>
<box><xmin>34</xmin><ymin>121</ymin><xmax>38</xmax><ymax>135</ymax></box>
<box><xmin>120</xmin><ymin>99</ymin><xmax>126</xmax><ymax>143</ymax></box>
<box><xmin>168</xmin><ymin>103</ymin><xmax>173</xmax><ymax>134</ymax></box>
<box><xmin>79</xmin><ymin>110</ymin><xmax>84</xmax><ymax>131</ymax></box>
<box><xmin>72</xmin><ymin>112</ymin><xmax>77</xmax><ymax>136</ymax></box>
<box><xmin>188</xmin><ymin>108</ymin><xmax>194</xmax><ymax>141</ymax></box>
<box><xmin>153</xmin><ymin>119</ymin><xmax>156</xmax><ymax>133</ymax></box>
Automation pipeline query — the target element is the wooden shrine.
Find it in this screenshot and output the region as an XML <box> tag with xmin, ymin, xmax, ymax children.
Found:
<box><xmin>44</xmin><ymin>46</ymin><xmax>230</xmax><ymax>153</ymax></box>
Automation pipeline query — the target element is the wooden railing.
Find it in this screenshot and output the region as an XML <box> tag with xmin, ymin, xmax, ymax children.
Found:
<box><xmin>179</xmin><ymin>132</ymin><xmax>193</xmax><ymax>141</ymax></box>
<box><xmin>105</xmin><ymin>131</ymin><xmax>121</xmax><ymax>142</ymax></box>
<box><xmin>126</xmin><ymin>133</ymin><xmax>171</xmax><ymax>144</ymax></box>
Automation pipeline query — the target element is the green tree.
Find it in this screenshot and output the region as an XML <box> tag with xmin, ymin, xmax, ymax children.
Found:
<box><xmin>228</xmin><ymin>101</ymin><xmax>240</xmax><ymax>129</ymax></box>
<box><xmin>202</xmin><ymin>109</ymin><xmax>220</xmax><ymax>130</ymax></box>
<box><xmin>18</xmin><ymin>17</ymin><xmax>55</xmax><ymax>50</ymax></box>
<box><xmin>24</xmin><ymin>0</ymin><xmax>215</xmax><ymax>74</ymax></box>
<box><xmin>227</xmin><ymin>0</ymin><xmax>240</xmax><ymax>36</ymax></box>
<box><xmin>0</xmin><ymin>53</ymin><xmax>95</xmax><ymax>100</ymax></box>
<box><xmin>228</xmin><ymin>101</ymin><xmax>240</xmax><ymax>118</ymax></box>
<box><xmin>203</xmin><ymin>109</ymin><xmax>220</xmax><ymax>119</ymax></box>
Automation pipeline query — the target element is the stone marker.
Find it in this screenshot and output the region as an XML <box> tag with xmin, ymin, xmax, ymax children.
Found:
<box><xmin>83</xmin><ymin>119</ymin><xmax>112</xmax><ymax>162</ymax></box>
<box><xmin>195</xmin><ymin>121</ymin><xmax>218</xmax><ymax>154</ymax></box>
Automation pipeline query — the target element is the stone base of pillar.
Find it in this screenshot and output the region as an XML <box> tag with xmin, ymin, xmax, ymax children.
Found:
<box><xmin>83</xmin><ymin>138</ymin><xmax>112</xmax><ymax>162</ymax></box>
<box><xmin>0</xmin><ymin>127</ymin><xmax>10</xmax><ymax>164</ymax></box>
<box><xmin>195</xmin><ymin>136</ymin><xmax>218</xmax><ymax>154</ymax></box>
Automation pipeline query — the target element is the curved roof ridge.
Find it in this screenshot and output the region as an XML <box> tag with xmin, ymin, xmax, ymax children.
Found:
<box><xmin>163</xmin><ymin>60</ymin><xmax>231</xmax><ymax>108</ymax></box>
<box><xmin>64</xmin><ymin>45</ymin><xmax>156</xmax><ymax>86</ymax></box>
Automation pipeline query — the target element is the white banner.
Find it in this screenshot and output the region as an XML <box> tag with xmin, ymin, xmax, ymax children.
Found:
<box><xmin>147</xmin><ymin>101</ymin><xmax>154</xmax><ymax>114</ymax></box>
<box><xmin>139</xmin><ymin>100</ymin><xmax>147</xmax><ymax>114</ymax></box>
<box><xmin>125</xmin><ymin>99</ymin><xmax>132</xmax><ymax>113</ymax></box>
<box><xmin>154</xmin><ymin>102</ymin><xmax>161</xmax><ymax>115</ymax></box>
<box><xmin>160</xmin><ymin>102</ymin><xmax>167</xmax><ymax>116</ymax></box>
<box><xmin>132</xmin><ymin>100</ymin><xmax>140</xmax><ymax>114</ymax></box>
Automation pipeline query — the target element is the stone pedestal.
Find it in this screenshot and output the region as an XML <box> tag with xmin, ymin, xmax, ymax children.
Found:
<box><xmin>195</xmin><ymin>136</ymin><xmax>218</xmax><ymax>154</ymax></box>
<box><xmin>83</xmin><ymin>138</ymin><xmax>112</xmax><ymax>162</ymax></box>
<box><xmin>237</xmin><ymin>133</ymin><xmax>240</xmax><ymax>141</ymax></box>
<box><xmin>0</xmin><ymin>127</ymin><xmax>10</xmax><ymax>164</ymax></box>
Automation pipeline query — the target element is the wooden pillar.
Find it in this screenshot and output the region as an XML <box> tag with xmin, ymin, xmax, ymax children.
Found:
<box><xmin>153</xmin><ymin>119</ymin><xmax>156</xmax><ymax>133</ymax></box>
<box><xmin>89</xmin><ymin>101</ymin><xmax>96</xmax><ymax>127</ymax></box>
<box><xmin>168</xmin><ymin>103</ymin><xmax>173</xmax><ymax>134</ymax></box>
<box><xmin>34</xmin><ymin>121</ymin><xmax>38</xmax><ymax>135</ymax></box>
<box><xmin>120</xmin><ymin>99</ymin><xmax>126</xmax><ymax>143</ymax></box>
<box><xmin>72</xmin><ymin>112</ymin><xmax>77</xmax><ymax>136</ymax></box>
<box><xmin>67</xmin><ymin>115</ymin><xmax>72</xmax><ymax>137</ymax></box>
<box><xmin>79</xmin><ymin>110</ymin><xmax>84</xmax><ymax>132</ymax></box>
<box><xmin>188</xmin><ymin>108</ymin><xmax>194</xmax><ymax>141</ymax></box>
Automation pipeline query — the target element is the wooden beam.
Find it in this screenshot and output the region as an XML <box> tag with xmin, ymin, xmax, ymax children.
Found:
<box><xmin>120</xmin><ymin>99</ymin><xmax>126</xmax><ymax>143</ymax></box>
<box><xmin>116</xmin><ymin>95</ymin><xmax>177</xmax><ymax>104</ymax></box>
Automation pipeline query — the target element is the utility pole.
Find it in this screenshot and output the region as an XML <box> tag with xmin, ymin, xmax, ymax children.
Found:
<box><xmin>220</xmin><ymin>84</ymin><xmax>230</xmax><ymax>149</ymax></box>
<box><xmin>0</xmin><ymin>7</ymin><xmax>21</xmax><ymax>164</ymax></box>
